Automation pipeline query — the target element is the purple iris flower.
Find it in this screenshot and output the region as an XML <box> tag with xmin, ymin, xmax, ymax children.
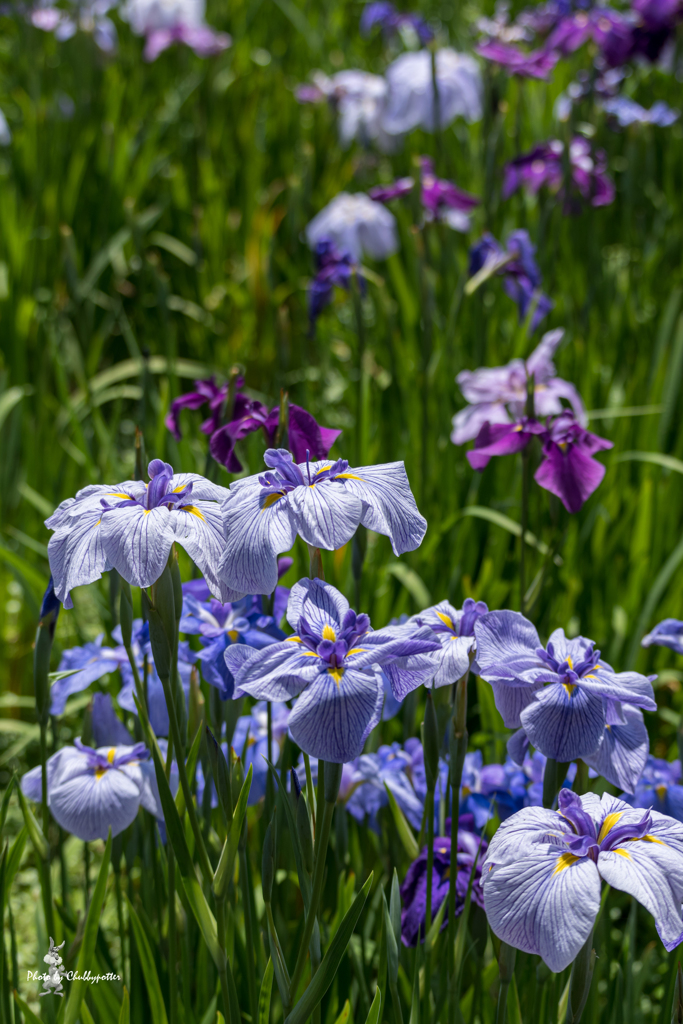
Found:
<box><xmin>90</xmin><ymin>692</ymin><xmax>133</xmax><ymax>747</ymax></box>
<box><xmin>466</xmin><ymin>417</ymin><xmax>546</xmax><ymax>471</ymax></box>
<box><xmin>451</xmin><ymin>328</ymin><xmax>584</xmax><ymax>446</ymax></box>
<box><xmin>475</xmin><ymin>40</ymin><xmax>559</xmax><ymax>79</ymax></box>
<box><xmin>225</xmin><ymin>579</ymin><xmax>439</xmax><ymax>763</ymax></box>
<box><xmin>642</xmin><ymin>618</ymin><xmax>683</xmax><ymax>654</ymax></box>
<box><xmin>21</xmin><ymin>739</ymin><xmax>163</xmax><ymax>841</ymax></box>
<box><xmin>165</xmin><ymin>376</ymin><xmax>233</xmax><ymax>444</ymax></box>
<box><xmin>308</xmin><ymin>237</ymin><xmax>362</xmax><ymax>329</ymax></box>
<box><xmin>468</xmin><ymin>230</ymin><xmax>554</xmax><ymax>331</ymax></box>
<box><xmin>503</xmin><ymin>137</ymin><xmax>615</xmax><ymax>209</ymax></box>
<box><xmin>343</xmin><ymin>742</ymin><xmax>415</xmax><ymax>831</ymax></box>
<box><xmin>474</xmin><ymin>610</ymin><xmax>657</xmax><ymax>763</ymax></box>
<box><xmin>395</xmin><ymin>737</ymin><xmax>451</xmax><ymax>830</ymax></box>
<box><xmin>50</xmin><ymin>635</ymin><xmax>128</xmax><ymax>715</ymax></box>
<box><xmin>534</xmin><ymin>410</ymin><xmax>613</xmax><ymax>513</ymax></box>
<box><xmin>39</xmin><ymin>576</ymin><xmax>60</xmax><ymax>635</ymax></box>
<box><xmin>483</xmin><ymin>789</ymin><xmax>683</xmax><ymax>971</ymax></box>
<box><xmin>622</xmin><ymin>756</ymin><xmax>683</xmax><ymax>821</ymax></box>
<box><xmin>370</xmin><ymin>157</ymin><xmax>480</xmax><ymax>232</ymax></box>
<box><xmin>602</xmin><ymin>96</ymin><xmax>679</xmax><ymax>127</ymax></box>
<box><xmin>400</xmin><ymin>820</ymin><xmax>487</xmax><ymax>946</ymax></box>
<box><xmin>217</xmin><ymin>448</ymin><xmax>427</xmax><ymax>596</ymax></box>
<box><xmin>116</xmin><ymin>618</ymin><xmax>197</xmax><ymax>737</ymax></box>
<box><xmin>306</xmin><ymin>193</ymin><xmax>399</xmax><ymax>263</ymax></box>
<box><xmin>46</xmin><ymin>459</ymin><xmax>235</xmax><ymax>608</ymax></box>
<box><xmin>409</xmin><ymin>598</ymin><xmax>488</xmax><ymax>688</ymax></box>
<box><xmin>360</xmin><ymin>1</ymin><xmax>434</xmax><ymax>44</ymax></box>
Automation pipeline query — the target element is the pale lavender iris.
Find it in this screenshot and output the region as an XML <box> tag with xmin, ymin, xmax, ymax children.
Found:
<box><xmin>370</xmin><ymin>157</ymin><xmax>480</xmax><ymax>232</ymax></box>
<box><xmin>381</xmin><ymin>49</ymin><xmax>483</xmax><ymax>135</ymax></box>
<box><xmin>305</xmin><ymin>192</ymin><xmax>399</xmax><ymax>263</ymax></box>
<box><xmin>360</xmin><ymin>1</ymin><xmax>433</xmax><ymax>44</ymax></box>
<box><xmin>91</xmin><ymin>692</ymin><xmax>134</xmax><ymax>747</ymax></box>
<box><xmin>622</xmin><ymin>756</ymin><xmax>683</xmax><ymax>822</ymax></box>
<box><xmin>218</xmin><ymin>448</ymin><xmax>427</xmax><ymax>595</ymax></box>
<box><xmin>642</xmin><ymin>618</ymin><xmax>683</xmax><ymax>655</ymax></box>
<box><xmin>534</xmin><ymin>410</ymin><xmax>613</xmax><ymax>512</ymax></box>
<box><xmin>409</xmin><ymin>598</ymin><xmax>488</xmax><ymax>688</ymax></box>
<box><xmin>343</xmin><ymin>742</ymin><xmax>414</xmax><ymax>830</ymax></box>
<box><xmin>30</xmin><ymin>1</ymin><xmax>118</xmax><ymax>51</ymax></box>
<box><xmin>483</xmin><ymin>789</ymin><xmax>683</xmax><ymax>972</ymax></box>
<box><xmin>224</xmin><ymin>579</ymin><xmax>439</xmax><ymax>762</ymax></box>
<box><xmin>451</xmin><ymin>327</ymin><xmax>584</xmax><ymax>446</ymax></box>
<box><xmin>50</xmin><ymin>634</ymin><xmax>128</xmax><ymax>715</ymax></box>
<box><xmin>46</xmin><ymin>458</ymin><xmax>235</xmax><ymax>608</ymax></box>
<box><xmin>21</xmin><ymin>739</ymin><xmax>163</xmax><ymax>841</ymax></box>
<box><xmin>602</xmin><ymin>96</ymin><xmax>679</xmax><ymax>127</ymax></box>
<box><xmin>503</xmin><ymin>137</ymin><xmax>615</xmax><ymax>209</ymax></box>
<box><xmin>295</xmin><ymin>71</ymin><xmax>394</xmax><ymax>151</ymax></box>
<box><xmin>121</xmin><ymin>0</ymin><xmax>231</xmax><ymax>61</ymax></box>
<box><xmin>474</xmin><ymin>611</ymin><xmax>656</xmax><ymax>763</ymax></box>
<box><xmin>475</xmin><ymin>40</ymin><xmax>559</xmax><ymax>79</ymax></box>
<box><xmin>467</xmin><ymin>229</ymin><xmax>554</xmax><ymax>331</ymax></box>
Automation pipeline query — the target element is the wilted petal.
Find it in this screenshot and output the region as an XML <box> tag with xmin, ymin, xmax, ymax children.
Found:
<box><xmin>520</xmin><ymin>682</ymin><xmax>605</xmax><ymax>761</ymax></box>
<box><xmin>288</xmin><ymin>665</ymin><xmax>383</xmax><ymax>763</ymax></box>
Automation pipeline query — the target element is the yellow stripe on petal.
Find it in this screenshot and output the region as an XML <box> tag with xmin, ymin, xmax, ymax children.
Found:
<box><xmin>614</xmin><ymin>848</ymin><xmax>632</xmax><ymax>859</ymax></box>
<box><xmin>228</xmin><ymin>630</ymin><xmax>239</xmax><ymax>642</ymax></box>
<box><xmin>286</xmin><ymin>636</ymin><xmax>301</xmax><ymax>643</ymax></box>
<box><xmin>597</xmin><ymin>812</ymin><xmax>623</xmax><ymax>843</ymax></box>
<box><xmin>553</xmin><ymin>852</ymin><xmax>580</xmax><ymax>875</ymax></box>
<box><xmin>262</xmin><ymin>493</ymin><xmax>284</xmax><ymax>509</ymax></box>
<box><xmin>636</xmin><ymin>834</ymin><xmax>666</xmax><ymax>846</ymax></box>
<box><xmin>107</xmin><ymin>748</ymin><xmax>116</xmax><ymax>763</ymax></box>
<box><xmin>566</xmin><ymin>655</ymin><xmax>573</xmax><ymax>669</ymax></box>
<box><xmin>183</xmin><ymin>505</ymin><xmax>205</xmax><ymax>520</ymax></box>
<box><xmin>323</xmin><ymin>625</ymin><xmax>337</xmax><ymax>641</ymax></box>
<box><xmin>436</xmin><ymin>611</ymin><xmax>454</xmax><ymax>630</ymax></box>
<box><xmin>302</xmin><ymin>652</ymin><xmax>320</xmax><ymax>658</ymax></box>
<box><xmin>334</xmin><ymin>473</ymin><xmax>363</xmax><ymax>481</ymax></box>
<box><xmin>346</xmin><ymin>648</ymin><xmax>367</xmax><ymax>657</ymax></box>
<box><xmin>328</xmin><ymin>666</ymin><xmax>344</xmax><ymax>686</ymax></box>
<box><xmin>108</xmin><ymin>492</ymin><xmax>134</xmax><ymax>500</ymax></box>
<box><xmin>562</xmin><ymin>682</ymin><xmax>577</xmax><ymax>696</ymax></box>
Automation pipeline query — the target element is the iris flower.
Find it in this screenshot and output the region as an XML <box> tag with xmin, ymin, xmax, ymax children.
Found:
<box><xmin>360</xmin><ymin>1</ymin><xmax>433</xmax><ymax>45</ymax></box>
<box><xmin>534</xmin><ymin>410</ymin><xmax>613</xmax><ymax>513</ymax></box>
<box><xmin>90</xmin><ymin>692</ymin><xmax>134</xmax><ymax>747</ymax></box>
<box><xmin>381</xmin><ymin>49</ymin><xmax>482</xmax><ymax>135</ymax></box>
<box><xmin>400</xmin><ymin>821</ymin><xmax>487</xmax><ymax>946</ymax></box>
<box><xmin>295</xmin><ymin>71</ymin><xmax>394</xmax><ymax>151</ymax></box>
<box><xmin>503</xmin><ymin>138</ymin><xmax>615</xmax><ymax>209</ymax></box>
<box><xmin>409</xmin><ymin>598</ymin><xmax>488</xmax><ymax>688</ymax></box>
<box><xmin>473</xmin><ymin>610</ymin><xmax>656</xmax><ymax>763</ymax></box>
<box><xmin>642</xmin><ymin>618</ymin><xmax>683</xmax><ymax>655</ymax></box>
<box><xmin>121</xmin><ymin>0</ymin><xmax>231</xmax><ymax>61</ymax></box>
<box><xmin>305</xmin><ymin>193</ymin><xmax>398</xmax><ymax>262</ymax></box>
<box><xmin>467</xmin><ymin>230</ymin><xmax>554</xmax><ymax>332</ymax></box>
<box><xmin>370</xmin><ymin>157</ymin><xmax>480</xmax><ymax>233</ymax></box>
<box><xmin>50</xmin><ymin>634</ymin><xmax>128</xmax><ymax>715</ymax></box>
<box><xmin>116</xmin><ymin>618</ymin><xmax>197</xmax><ymax>737</ymax></box>
<box><xmin>308</xmin><ymin>238</ymin><xmax>362</xmax><ymax>329</ymax></box>
<box><xmin>46</xmin><ymin>458</ymin><xmax>235</xmax><ymax>608</ymax></box>
<box><xmin>622</xmin><ymin>756</ymin><xmax>683</xmax><ymax>821</ymax></box>
<box><xmin>225</xmin><ymin>579</ymin><xmax>439</xmax><ymax>762</ymax></box>
<box><xmin>218</xmin><ymin>448</ymin><xmax>427</xmax><ymax>596</ymax></box>
<box><xmin>21</xmin><ymin>740</ymin><xmax>163</xmax><ymax>841</ymax></box>
<box><xmin>482</xmin><ymin>789</ymin><xmax>683</xmax><ymax>972</ymax></box>
<box><xmin>475</xmin><ymin>40</ymin><xmax>559</xmax><ymax>79</ymax></box>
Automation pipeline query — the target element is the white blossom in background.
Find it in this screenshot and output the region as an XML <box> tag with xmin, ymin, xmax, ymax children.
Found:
<box><xmin>121</xmin><ymin>0</ymin><xmax>231</xmax><ymax>60</ymax></box>
<box><xmin>381</xmin><ymin>48</ymin><xmax>483</xmax><ymax>135</ymax></box>
<box><xmin>305</xmin><ymin>192</ymin><xmax>399</xmax><ymax>262</ymax></box>
<box><xmin>297</xmin><ymin>69</ymin><xmax>401</xmax><ymax>152</ymax></box>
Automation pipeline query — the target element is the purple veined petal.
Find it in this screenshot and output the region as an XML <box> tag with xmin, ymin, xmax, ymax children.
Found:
<box><xmin>520</xmin><ymin>681</ymin><xmax>606</xmax><ymax>762</ymax></box>
<box><xmin>168</xmin><ymin>473</ymin><xmax>230</xmax><ymax>503</ymax></box>
<box><xmin>50</xmin><ymin>646</ymin><xmax>123</xmax><ymax>715</ymax></box>
<box><xmin>20</xmin><ymin>745</ymin><xmax>75</xmax><ymax>803</ymax></box>
<box><xmin>337</xmin><ymin>461</ymin><xmax>427</xmax><ymax>555</ymax></box>
<box><xmin>597</xmin><ymin>817</ymin><xmax>683</xmax><ymax>951</ymax></box>
<box><xmin>286</xmin><ymin>480</ymin><xmax>364</xmax><ymax>551</ymax></box>
<box><xmin>507</xmin><ymin>727</ymin><xmax>529</xmax><ymax>767</ymax></box>
<box><xmin>120</xmin><ymin>759</ymin><xmax>165</xmax><ymax>818</ymax></box>
<box><xmin>91</xmin><ymin>693</ymin><xmax>133</xmax><ymax>747</ymax></box>
<box><xmin>286</xmin><ymin>578</ymin><xmax>350</xmax><ymax>635</ymax></box>
<box><xmin>49</xmin><ymin>765</ymin><xmax>142</xmax><ymax>841</ymax></box>
<box><xmin>100</xmin><ymin>505</ymin><xmax>176</xmax><ymax>590</ymax></box>
<box><xmin>489</xmin><ymin>679</ymin><xmax>542</xmax><ymax>729</ymax></box>
<box><xmin>383</xmin><ymin>652</ymin><xmax>443</xmax><ymax>701</ymax></box>
<box><xmin>173</xmin><ymin>500</ymin><xmax>245</xmax><ymax>603</ymax></box>
<box><xmin>580</xmin><ymin>669</ymin><xmax>657</xmax><ymax>712</ymax></box>
<box><xmin>482</xmin><ymin>840</ymin><xmax>601</xmax><ymax>973</ymax></box>
<box><xmin>584</xmin><ymin>705</ymin><xmax>649</xmax><ymax>795</ymax></box>
<box><xmin>227</xmin><ymin>642</ymin><xmax>321</xmax><ymax>702</ymax></box>
<box><xmin>542</xmin><ymin>377</ymin><xmax>587</xmax><ymax>426</ymax></box>
<box><xmin>642</xmin><ymin>618</ymin><xmax>683</xmax><ymax>654</ymax></box>
<box><xmin>288</xmin><ymin>664</ymin><xmax>384</xmax><ymax>763</ymax></box>
<box><xmin>218</xmin><ymin>488</ymin><xmax>297</xmax><ymax>596</ymax></box>
<box><xmin>473</xmin><ymin>611</ymin><xmax>544</xmax><ymax>684</ymax></box>
<box><xmin>48</xmin><ymin>509</ymin><xmax>111</xmax><ymax>610</ymax></box>
<box><xmin>429</xmin><ymin>634</ymin><xmax>473</xmax><ymax>687</ymax></box>
<box><xmin>223</xmin><ymin>643</ymin><xmax>259</xmax><ymax>698</ymax></box>
<box><xmin>534</xmin><ymin>441</ymin><xmax>607</xmax><ymax>514</ymax></box>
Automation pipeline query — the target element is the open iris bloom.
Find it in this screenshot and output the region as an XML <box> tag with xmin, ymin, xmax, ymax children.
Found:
<box><xmin>121</xmin><ymin>0</ymin><xmax>231</xmax><ymax>61</ymax></box>
<box><xmin>360</xmin><ymin>2</ymin><xmax>434</xmax><ymax>45</ymax></box>
<box><xmin>21</xmin><ymin>739</ymin><xmax>163</xmax><ymax>841</ymax></box>
<box><xmin>50</xmin><ymin>634</ymin><xmax>128</xmax><ymax>715</ymax></box>
<box><xmin>370</xmin><ymin>157</ymin><xmax>480</xmax><ymax>232</ymax></box>
<box><xmin>30</xmin><ymin>0</ymin><xmax>118</xmax><ymax>51</ymax></box>
<box><xmin>116</xmin><ymin>618</ymin><xmax>197</xmax><ymax>737</ymax></box>
<box><xmin>451</xmin><ymin>327</ymin><xmax>584</xmax><ymax>446</ymax></box>
<box><xmin>295</xmin><ymin>71</ymin><xmax>395</xmax><ymax>151</ymax></box>
<box><xmin>602</xmin><ymin>96</ymin><xmax>679</xmax><ymax>128</ymax></box>
<box><xmin>400</xmin><ymin>820</ymin><xmax>487</xmax><ymax>946</ymax></box>
<box><xmin>46</xmin><ymin>458</ymin><xmax>235</xmax><ymax>608</ymax></box>
<box><xmin>475</xmin><ymin>40</ymin><xmax>559</xmax><ymax>79</ymax></box>
<box><xmin>642</xmin><ymin>617</ymin><xmax>683</xmax><ymax>655</ymax></box>
<box><xmin>409</xmin><ymin>598</ymin><xmax>488</xmax><ymax>688</ymax></box>
<box><xmin>622</xmin><ymin>756</ymin><xmax>683</xmax><ymax>821</ymax></box>
<box><xmin>534</xmin><ymin>409</ymin><xmax>613</xmax><ymax>513</ymax></box>
<box><xmin>467</xmin><ymin>230</ymin><xmax>553</xmax><ymax>332</ymax></box>
<box><xmin>473</xmin><ymin>610</ymin><xmax>657</xmax><ymax>768</ymax></box>
<box><xmin>218</xmin><ymin>448</ymin><xmax>427</xmax><ymax>595</ymax></box>
<box><xmin>482</xmin><ymin>789</ymin><xmax>683</xmax><ymax>972</ymax></box>
<box><xmin>225</xmin><ymin>579</ymin><xmax>439</xmax><ymax>762</ymax></box>
<box><xmin>306</xmin><ymin>192</ymin><xmax>398</xmax><ymax>262</ymax></box>
<box><xmin>381</xmin><ymin>49</ymin><xmax>483</xmax><ymax>135</ymax></box>
<box><xmin>503</xmin><ymin>137</ymin><xmax>615</xmax><ymax>209</ymax></box>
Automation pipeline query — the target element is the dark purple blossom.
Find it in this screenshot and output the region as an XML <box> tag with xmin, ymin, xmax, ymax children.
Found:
<box><xmin>400</xmin><ymin>820</ymin><xmax>487</xmax><ymax>946</ymax></box>
<box><xmin>467</xmin><ymin>417</ymin><xmax>546</xmax><ymax>471</ymax></box>
<box><xmin>468</xmin><ymin>230</ymin><xmax>553</xmax><ymax>331</ymax></box>
<box><xmin>308</xmin><ymin>236</ymin><xmax>364</xmax><ymax>329</ymax></box>
<box><xmin>534</xmin><ymin>410</ymin><xmax>613</xmax><ymax>513</ymax></box>
<box><xmin>503</xmin><ymin>137</ymin><xmax>615</xmax><ymax>209</ymax></box>
<box><xmin>165</xmin><ymin>376</ymin><xmax>235</xmax><ymax>443</ymax></box>
<box><xmin>360</xmin><ymin>1</ymin><xmax>434</xmax><ymax>44</ymax></box>
<box><xmin>370</xmin><ymin>157</ymin><xmax>479</xmax><ymax>232</ymax></box>
<box><xmin>475</xmin><ymin>40</ymin><xmax>559</xmax><ymax>79</ymax></box>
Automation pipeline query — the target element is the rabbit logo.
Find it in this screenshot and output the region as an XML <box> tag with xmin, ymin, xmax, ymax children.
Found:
<box><xmin>40</xmin><ymin>938</ymin><xmax>66</xmax><ymax>997</ymax></box>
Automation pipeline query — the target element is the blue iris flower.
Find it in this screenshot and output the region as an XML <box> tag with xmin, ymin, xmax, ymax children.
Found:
<box><xmin>642</xmin><ymin>618</ymin><xmax>683</xmax><ymax>655</ymax></box>
<box><xmin>622</xmin><ymin>755</ymin><xmax>683</xmax><ymax>821</ymax></box>
<box><xmin>225</xmin><ymin>578</ymin><xmax>439</xmax><ymax>763</ymax></box>
<box><xmin>116</xmin><ymin>618</ymin><xmax>197</xmax><ymax>737</ymax></box>
<box><xmin>51</xmin><ymin>634</ymin><xmax>129</xmax><ymax>715</ymax></box>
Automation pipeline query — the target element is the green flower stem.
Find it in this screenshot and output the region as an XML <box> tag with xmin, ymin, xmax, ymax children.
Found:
<box><xmin>351</xmin><ymin>271</ymin><xmax>367</xmax><ymax>466</ymax></box>
<box><xmin>543</xmin><ymin>758</ymin><xmax>571</xmax><ymax>809</ymax></box>
<box><xmin>168</xmin><ymin>845</ymin><xmax>178</xmax><ymax>1024</ymax></box>
<box><xmin>114</xmin><ymin>868</ymin><xmax>128</xmax><ymax>991</ymax></box>
<box><xmin>288</xmin><ymin>761</ymin><xmax>340</xmax><ymax>1003</ymax></box>
<box><xmin>495</xmin><ymin>942</ymin><xmax>517</xmax><ymax>1024</ymax></box>
<box><xmin>239</xmin><ymin>847</ymin><xmax>259</xmax><ymax>1023</ymax></box>
<box><xmin>565</xmin><ymin>928</ymin><xmax>596</xmax><ymax>1024</ymax></box>
<box><xmin>423</xmin><ymin>783</ymin><xmax>435</xmax><ymax>1022</ymax></box>
<box><xmin>448</xmin><ymin>670</ymin><xmax>469</xmax><ymax>1024</ymax></box>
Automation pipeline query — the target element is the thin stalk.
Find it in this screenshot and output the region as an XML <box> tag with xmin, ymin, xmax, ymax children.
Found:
<box><xmin>303</xmin><ymin>752</ymin><xmax>316</xmax><ymax>833</ymax></box>
<box><xmin>423</xmin><ymin>785</ymin><xmax>435</xmax><ymax>1022</ymax></box>
<box><xmin>39</xmin><ymin>720</ymin><xmax>55</xmax><ymax>938</ymax></box>
<box><xmin>289</xmin><ymin>763</ymin><xmax>337</xmax><ymax>1003</ymax></box>
<box><xmin>495</xmin><ymin>943</ymin><xmax>517</xmax><ymax>1024</ymax></box>
<box><xmin>448</xmin><ymin>671</ymin><xmax>469</xmax><ymax>1024</ymax></box>
<box><xmin>239</xmin><ymin>847</ymin><xmax>259</xmax><ymax>1023</ymax></box>
<box><xmin>520</xmin><ymin>443</ymin><xmax>531</xmax><ymax>617</ymax></box>
<box><xmin>84</xmin><ymin>841</ymin><xmax>91</xmax><ymax>912</ymax></box>
<box><xmin>351</xmin><ymin>271</ymin><xmax>367</xmax><ymax>466</ymax></box>
<box><xmin>168</xmin><ymin>846</ymin><xmax>178</xmax><ymax>1024</ymax></box>
<box><xmin>266</xmin><ymin>702</ymin><xmax>274</xmax><ymax>819</ymax></box>
<box><xmin>308</xmin><ymin>545</ymin><xmax>324</xmax><ymax>581</ymax></box>
<box><xmin>115</xmin><ymin>869</ymin><xmax>128</xmax><ymax>990</ymax></box>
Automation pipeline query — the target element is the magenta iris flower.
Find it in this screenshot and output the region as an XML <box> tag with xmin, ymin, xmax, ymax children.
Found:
<box><xmin>475</xmin><ymin>40</ymin><xmax>559</xmax><ymax>79</ymax></box>
<box><xmin>468</xmin><ymin>230</ymin><xmax>554</xmax><ymax>331</ymax></box>
<box><xmin>370</xmin><ymin>157</ymin><xmax>480</xmax><ymax>232</ymax></box>
<box><xmin>483</xmin><ymin>789</ymin><xmax>683</xmax><ymax>972</ymax></box>
<box><xmin>474</xmin><ymin>611</ymin><xmax>656</xmax><ymax>764</ymax></box>
<box><xmin>21</xmin><ymin>739</ymin><xmax>163</xmax><ymax>841</ymax></box>
<box><xmin>400</xmin><ymin>820</ymin><xmax>487</xmax><ymax>946</ymax></box>
<box><xmin>534</xmin><ymin>410</ymin><xmax>613</xmax><ymax>513</ymax></box>
<box><xmin>503</xmin><ymin>137</ymin><xmax>615</xmax><ymax>209</ymax></box>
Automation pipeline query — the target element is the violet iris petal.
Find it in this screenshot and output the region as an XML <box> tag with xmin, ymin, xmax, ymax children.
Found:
<box><xmin>642</xmin><ymin>618</ymin><xmax>683</xmax><ymax>654</ymax></box>
<box><xmin>50</xmin><ymin>634</ymin><xmax>128</xmax><ymax>715</ymax></box>
<box><xmin>467</xmin><ymin>418</ymin><xmax>545</xmax><ymax>470</ymax></box>
<box><xmin>409</xmin><ymin>598</ymin><xmax>488</xmax><ymax>687</ymax></box>
<box><xmin>370</xmin><ymin>157</ymin><xmax>479</xmax><ymax>232</ymax></box>
<box><xmin>360</xmin><ymin>1</ymin><xmax>434</xmax><ymax>44</ymax></box>
<box><xmin>225</xmin><ymin>579</ymin><xmax>438</xmax><ymax>762</ymax></box>
<box><xmin>584</xmin><ymin>703</ymin><xmax>649</xmax><ymax>794</ymax></box>
<box><xmin>483</xmin><ymin>791</ymin><xmax>683</xmax><ymax>972</ymax></box>
<box><xmin>91</xmin><ymin>692</ymin><xmax>134</xmax><ymax>747</ymax></box>
<box><xmin>475</xmin><ymin>40</ymin><xmax>559</xmax><ymax>79</ymax></box>
<box><xmin>400</xmin><ymin>823</ymin><xmax>487</xmax><ymax>946</ymax></box>
<box><xmin>503</xmin><ymin>137</ymin><xmax>615</xmax><ymax>209</ymax></box>
<box><xmin>534</xmin><ymin>410</ymin><xmax>613</xmax><ymax>512</ymax></box>
<box><xmin>622</xmin><ymin>755</ymin><xmax>683</xmax><ymax>822</ymax></box>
